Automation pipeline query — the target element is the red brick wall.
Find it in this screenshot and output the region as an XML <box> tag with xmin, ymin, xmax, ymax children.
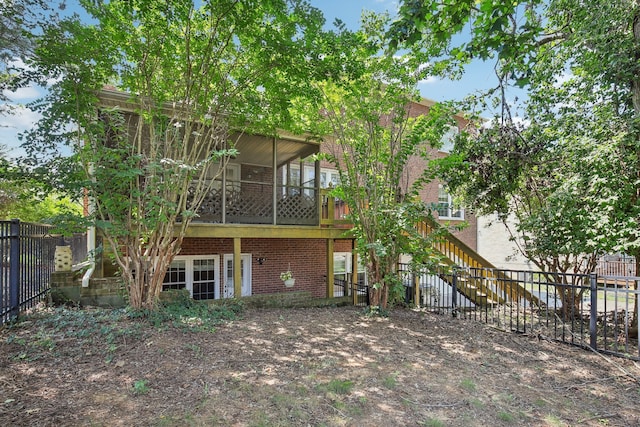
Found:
<box><xmin>319</xmin><ymin>100</ymin><xmax>478</xmax><ymax>251</ymax></box>
<box><xmin>179</xmin><ymin>237</ymin><xmax>353</xmax><ymax>298</ymax></box>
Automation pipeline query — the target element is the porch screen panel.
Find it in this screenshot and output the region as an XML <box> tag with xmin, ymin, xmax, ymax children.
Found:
<box><xmin>277</xmin><ymin>159</ymin><xmax>318</xmax><ymax>225</ymax></box>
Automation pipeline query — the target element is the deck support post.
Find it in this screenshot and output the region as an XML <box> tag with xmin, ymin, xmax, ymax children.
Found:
<box><xmin>351</xmin><ymin>249</ymin><xmax>358</xmax><ymax>305</ymax></box>
<box><xmin>233</xmin><ymin>237</ymin><xmax>242</xmax><ymax>297</ymax></box>
<box><xmin>326</xmin><ymin>239</ymin><xmax>334</xmax><ymax>298</ymax></box>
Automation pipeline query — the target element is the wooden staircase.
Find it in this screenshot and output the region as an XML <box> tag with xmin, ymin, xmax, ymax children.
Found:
<box><xmin>417</xmin><ymin>218</ymin><xmax>541</xmax><ymax>308</ymax></box>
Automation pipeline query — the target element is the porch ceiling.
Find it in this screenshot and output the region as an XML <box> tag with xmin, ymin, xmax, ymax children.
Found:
<box><xmin>234</xmin><ymin>133</ymin><xmax>320</xmax><ymax>167</ymax></box>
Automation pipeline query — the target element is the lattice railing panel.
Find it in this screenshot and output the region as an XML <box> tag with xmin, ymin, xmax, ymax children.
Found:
<box><xmin>278</xmin><ymin>194</ymin><xmax>317</xmax><ymax>223</ymax></box>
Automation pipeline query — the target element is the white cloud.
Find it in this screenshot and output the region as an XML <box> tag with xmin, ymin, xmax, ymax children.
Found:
<box><xmin>3</xmin><ymin>85</ymin><xmax>41</xmax><ymax>101</ymax></box>
<box><xmin>419</xmin><ymin>75</ymin><xmax>438</xmax><ymax>84</ymax></box>
<box><xmin>0</xmin><ymin>105</ymin><xmax>41</xmax><ymax>129</ymax></box>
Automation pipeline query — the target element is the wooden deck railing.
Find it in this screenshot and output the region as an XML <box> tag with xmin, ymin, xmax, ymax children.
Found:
<box><xmin>320</xmin><ymin>189</ymin><xmax>351</xmax><ymax>227</ymax></box>
<box><xmin>318</xmin><ymin>194</ymin><xmax>540</xmax><ymax>307</ymax></box>
<box><xmin>417</xmin><ymin>217</ymin><xmax>541</xmax><ymax>307</ymax></box>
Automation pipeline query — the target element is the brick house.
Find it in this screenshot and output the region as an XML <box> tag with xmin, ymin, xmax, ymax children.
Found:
<box><xmin>89</xmin><ymin>89</ymin><xmax>478</xmax><ymax>302</ymax></box>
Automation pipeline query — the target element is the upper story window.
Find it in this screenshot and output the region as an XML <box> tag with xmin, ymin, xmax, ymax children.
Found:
<box><xmin>286</xmin><ymin>164</ymin><xmax>339</xmax><ymax>189</ymax></box>
<box><xmin>320</xmin><ymin>169</ymin><xmax>340</xmax><ymax>188</ymax></box>
<box><xmin>437</xmin><ymin>185</ymin><xmax>464</xmax><ymax>220</ymax></box>
<box><xmin>440</xmin><ymin>126</ymin><xmax>459</xmax><ymax>153</ymax></box>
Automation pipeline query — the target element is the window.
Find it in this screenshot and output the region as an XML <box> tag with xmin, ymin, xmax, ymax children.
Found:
<box><xmin>282</xmin><ymin>162</ymin><xmax>316</xmax><ymax>196</ymax></box>
<box><xmin>212</xmin><ymin>162</ymin><xmax>240</xmax><ymax>192</ymax></box>
<box><xmin>162</xmin><ymin>256</ymin><xmax>219</xmax><ymax>300</ymax></box>
<box><xmin>439</xmin><ymin>125</ymin><xmax>459</xmax><ymax>153</ymax></box>
<box><xmin>437</xmin><ymin>185</ymin><xmax>464</xmax><ymax>220</ymax></box>
<box><xmin>162</xmin><ymin>260</ymin><xmax>186</xmax><ymax>291</ymax></box>
<box><xmin>320</xmin><ymin>169</ymin><xmax>340</xmax><ymax>188</ymax></box>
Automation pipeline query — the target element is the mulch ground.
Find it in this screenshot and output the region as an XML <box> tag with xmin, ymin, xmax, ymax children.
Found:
<box><xmin>1</xmin><ymin>305</ymin><xmax>639</xmax><ymax>426</ymax></box>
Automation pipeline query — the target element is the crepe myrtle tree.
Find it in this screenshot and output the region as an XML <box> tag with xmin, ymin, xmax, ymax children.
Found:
<box><xmin>309</xmin><ymin>13</ymin><xmax>451</xmax><ymax>311</ymax></box>
<box><xmin>390</xmin><ymin>0</ymin><xmax>640</xmax><ymax>326</ymax></box>
<box><xmin>23</xmin><ymin>0</ymin><xmax>328</xmax><ymax>310</ymax></box>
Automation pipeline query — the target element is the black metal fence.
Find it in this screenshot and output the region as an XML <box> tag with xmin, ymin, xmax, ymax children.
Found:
<box><xmin>333</xmin><ymin>277</ymin><xmax>369</xmax><ymax>306</ymax></box>
<box><xmin>397</xmin><ymin>263</ymin><xmax>640</xmax><ymax>361</ymax></box>
<box><xmin>0</xmin><ymin>220</ymin><xmax>62</xmax><ymax>324</ymax></box>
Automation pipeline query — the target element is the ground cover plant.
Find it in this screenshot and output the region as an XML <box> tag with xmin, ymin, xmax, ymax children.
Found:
<box><xmin>1</xmin><ymin>304</ymin><xmax>639</xmax><ymax>426</ymax></box>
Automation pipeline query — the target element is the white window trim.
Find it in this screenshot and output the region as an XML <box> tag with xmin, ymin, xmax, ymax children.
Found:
<box><xmin>320</xmin><ymin>168</ymin><xmax>340</xmax><ymax>189</ymax></box>
<box><xmin>164</xmin><ymin>255</ymin><xmax>220</xmax><ymax>299</ymax></box>
<box><xmin>438</xmin><ymin>185</ymin><xmax>464</xmax><ymax>220</ymax></box>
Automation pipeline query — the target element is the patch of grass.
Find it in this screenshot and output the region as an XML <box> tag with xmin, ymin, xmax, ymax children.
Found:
<box><xmin>469</xmin><ymin>398</ymin><xmax>484</xmax><ymax>408</ymax></box>
<box><xmin>544</xmin><ymin>414</ymin><xmax>567</xmax><ymax>426</ymax></box>
<box><xmin>270</xmin><ymin>393</ymin><xmax>293</xmax><ymax>406</ymax></box>
<box><xmin>534</xmin><ymin>398</ymin><xmax>547</xmax><ymax>407</ymax></box>
<box><xmin>460</xmin><ymin>378</ymin><xmax>476</xmax><ymax>392</ymax></box>
<box><xmin>318</xmin><ymin>379</ymin><xmax>354</xmax><ymax>395</ymax></box>
<box><xmin>497</xmin><ymin>411</ymin><xmax>515</xmax><ymax>422</ymax></box>
<box><xmin>184</xmin><ymin>343</ymin><xmax>203</xmax><ymax>358</ymax></box>
<box><xmin>132</xmin><ymin>379</ymin><xmax>149</xmax><ymax>395</ymax></box>
<box><xmin>421</xmin><ymin>418</ymin><xmax>446</xmax><ymax>427</ymax></box>
<box><xmin>382</xmin><ymin>373</ymin><xmax>398</xmax><ymax>389</ymax></box>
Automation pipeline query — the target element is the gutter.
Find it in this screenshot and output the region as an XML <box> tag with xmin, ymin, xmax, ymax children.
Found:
<box><xmin>82</xmin><ymin>225</ymin><xmax>96</xmax><ymax>288</ymax></box>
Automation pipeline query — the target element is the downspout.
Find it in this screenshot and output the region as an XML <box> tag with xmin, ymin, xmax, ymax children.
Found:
<box><xmin>82</xmin><ymin>164</ymin><xmax>96</xmax><ymax>288</ymax></box>
<box><xmin>82</xmin><ymin>225</ymin><xmax>96</xmax><ymax>288</ymax></box>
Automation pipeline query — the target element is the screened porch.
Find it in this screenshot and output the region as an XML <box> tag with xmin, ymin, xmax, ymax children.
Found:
<box><xmin>187</xmin><ymin>132</ymin><xmax>322</xmax><ymax>226</ymax></box>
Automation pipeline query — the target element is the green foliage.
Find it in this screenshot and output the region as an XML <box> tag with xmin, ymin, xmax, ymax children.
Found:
<box><xmin>0</xmin><ymin>0</ymin><xmax>59</xmax><ymax>102</ymax></box>
<box><xmin>0</xmin><ymin>151</ymin><xmax>83</xmax><ymax>223</ymax></box>
<box><xmin>393</xmin><ymin>0</ymin><xmax>640</xmax><ymax>284</ymax></box>
<box><xmin>460</xmin><ymin>378</ymin><xmax>476</xmax><ymax>392</ymax></box>
<box><xmin>307</xmin><ymin>13</ymin><xmax>450</xmax><ymax>310</ymax></box>
<box><xmin>132</xmin><ymin>379</ymin><xmax>149</xmax><ymax>396</ymax></box>
<box><xmin>319</xmin><ymin>379</ymin><xmax>354</xmax><ymax>395</ymax></box>
<box><xmin>130</xmin><ymin>296</ymin><xmax>244</xmax><ymax>332</ymax></box>
<box><xmin>421</xmin><ymin>419</ymin><xmax>445</xmax><ymax>427</ymax></box>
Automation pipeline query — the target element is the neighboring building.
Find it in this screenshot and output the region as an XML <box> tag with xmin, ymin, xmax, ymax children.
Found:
<box><xmin>476</xmin><ymin>214</ymin><xmax>534</xmax><ymax>272</ymax></box>
<box><xmin>90</xmin><ymin>89</ymin><xmax>480</xmax><ymax>302</ymax></box>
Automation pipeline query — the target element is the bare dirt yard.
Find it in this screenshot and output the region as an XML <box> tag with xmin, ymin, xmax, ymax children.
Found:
<box><xmin>1</xmin><ymin>304</ymin><xmax>639</xmax><ymax>427</ymax></box>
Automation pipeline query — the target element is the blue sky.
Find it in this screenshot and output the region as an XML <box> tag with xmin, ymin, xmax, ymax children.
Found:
<box><xmin>0</xmin><ymin>0</ymin><xmax>503</xmax><ymax>158</ymax></box>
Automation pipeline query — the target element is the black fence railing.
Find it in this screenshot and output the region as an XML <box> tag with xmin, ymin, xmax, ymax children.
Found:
<box><xmin>0</xmin><ymin>220</ymin><xmax>62</xmax><ymax>324</ymax></box>
<box><xmin>395</xmin><ymin>263</ymin><xmax>640</xmax><ymax>361</ymax></box>
<box><xmin>333</xmin><ymin>276</ymin><xmax>369</xmax><ymax>306</ymax></box>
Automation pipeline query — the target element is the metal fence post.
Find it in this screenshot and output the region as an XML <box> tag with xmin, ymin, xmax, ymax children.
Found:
<box><xmin>451</xmin><ymin>267</ymin><xmax>458</xmax><ymax>317</ymax></box>
<box><xmin>589</xmin><ymin>273</ymin><xmax>598</xmax><ymax>350</ymax></box>
<box><xmin>9</xmin><ymin>219</ymin><xmax>20</xmax><ymax>321</ymax></box>
<box><xmin>413</xmin><ymin>272</ymin><xmax>420</xmax><ymax>308</ymax></box>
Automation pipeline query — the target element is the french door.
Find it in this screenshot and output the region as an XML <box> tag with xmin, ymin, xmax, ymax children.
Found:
<box><xmin>223</xmin><ymin>254</ymin><xmax>252</xmax><ymax>298</ymax></box>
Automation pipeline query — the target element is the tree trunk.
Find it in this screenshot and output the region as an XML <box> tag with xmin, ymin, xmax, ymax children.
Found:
<box><xmin>557</xmin><ymin>286</ymin><xmax>583</xmax><ymax>322</ymax></box>
<box><xmin>367</xmin><ymin>257</ymin><xmax>390</xmax><ymax>310</ymax></box>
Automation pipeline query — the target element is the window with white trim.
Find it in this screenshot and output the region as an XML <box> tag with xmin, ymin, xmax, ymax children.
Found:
<box><xmin>162</xmin><ymin>255</ymin><xmax>220</xmax><ymax>300</ymax></box>
<box><xmin>282</xmin><ymin>162</ymin><xmax>316</xmax><ymax>196</ymax></box>
<box><xmin>437</xmin><ymin>185</ymin><xmax>464</xmax><ymax>220</ymax></box>
<box><xmin>320</xmin><ymin>169</ymin><xmax>340</xmax><ymax>189</ymax></box>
